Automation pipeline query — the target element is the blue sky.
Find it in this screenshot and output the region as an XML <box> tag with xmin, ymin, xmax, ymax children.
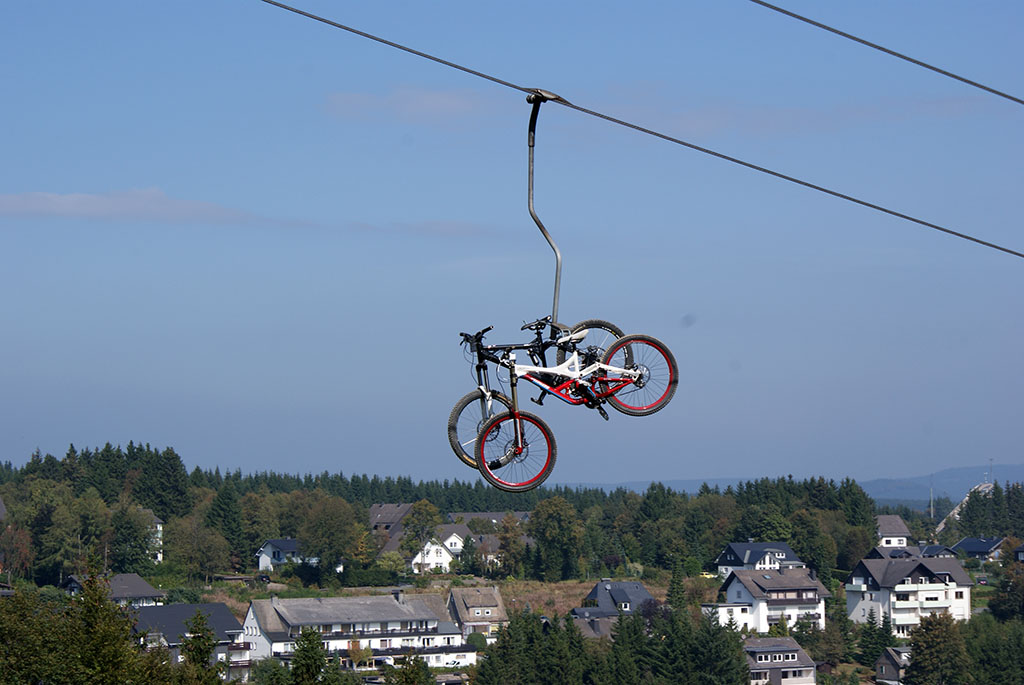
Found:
<box><xmin>1</xmin><ymin>1</ymin><xmax>1021</xmax><ymax>486</ymax></box>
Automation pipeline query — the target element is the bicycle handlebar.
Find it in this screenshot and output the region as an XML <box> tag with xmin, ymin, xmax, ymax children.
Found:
<box><xmin>520</xmin><ymin>315</ymin><xmax>552</xmax><ymax>332</ymax></box>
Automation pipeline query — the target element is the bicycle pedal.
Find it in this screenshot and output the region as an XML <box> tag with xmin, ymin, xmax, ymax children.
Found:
<box><xmin>596</xmin><ymin>405</ymin><xmax>609</xmax><ymax>421</ymax></box>
<box><xmin>531</xmin><ymin>395</ymin><xmax>545</xmax><ymax>406</ymax></box>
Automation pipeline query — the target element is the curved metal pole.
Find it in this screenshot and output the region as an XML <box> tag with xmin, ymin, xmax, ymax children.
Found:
<box><xmin>526</xmin><ymin>90</ymin><xmax>564</xmax><ymax>325</ymax></box>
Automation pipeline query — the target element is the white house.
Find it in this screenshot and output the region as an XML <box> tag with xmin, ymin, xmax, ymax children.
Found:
<box><xmin>447</xmin><ymin>586</ymin><xmax>509</xmax><ymax>644</ymax></box>
<box><xmin>845</xmin><ymin>557</ymin><xmax>972</xmax><ymax>637</ymax></box>
<box><xmin>242</xmin><ymin>591</ymin><xmax>477</xmax><ymax>671</ymax></box>
<box><xmin>744</xmin><ymin>636</ymin><xmax>816</xmax><ymax>685</ymax></box>
<box><xmin>254</xmin><ymin>538</ymin><xmax>343</xmax><ymax>574</ymax></box>
<box><xmin>379</xmin><ymin>523</ymin><xmax>475</xmax><ymax>574</ymax></box>
<box><xmin>141</xmin><ymin>509</ymin><xmax>164</xmax><ymax>564</ymax></box>
<box><xmin>135</xmin><ymin>602</ymin><xmax>251</xmax><ymax>681</ymax></box>
<box><xmin>876</xmin><ymin>515</ymin><xmax>912</xmax><ymax>548</ymax></box>
<box><xmin>715</xmin><ymin>542</ymin><xmax>805</xmax><ymax>578</ymax></box>
<box><xmin>704</xmin><ymin>568</ymin><xmax>830</xmax><ymax>633</ymax></box>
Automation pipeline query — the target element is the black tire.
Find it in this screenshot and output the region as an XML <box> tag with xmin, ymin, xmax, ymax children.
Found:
<box><xmin>555</xmin><ymin>319</ymin><xmax>628</xmax><ymax>366</ymax></box>
<box><xmin>447</xmin><ymin>389</ymin><xmax>514</xmax><ymax>468</ymax></box>
<box><xmin>475</xmin><ymin>410</ymin><xmax>556</xmax><ymax>492</ymax></box>
<box><xmin>598</xmin><ymin>334</ymin><xmax>678</xmax><ymax>416</ymax></box>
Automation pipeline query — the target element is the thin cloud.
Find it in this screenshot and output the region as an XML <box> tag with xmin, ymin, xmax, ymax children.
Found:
<box><xmin>0</xmin><ymin>188</ymin><xmax>313</xmax><ymax>228</ymax></box>
<box><xmin>325</xmin><ymin>86</ymin><xmax>494</xmax><ymax>126</ymax></box>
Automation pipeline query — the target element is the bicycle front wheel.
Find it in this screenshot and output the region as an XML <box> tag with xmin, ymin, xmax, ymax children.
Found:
<box><xmin>476</xmin><ymin>411</ymin><xmax>556</xmax><ymax>492</ymax></box>
<box><xmin>556</xmin><ymin>318</ymin><xmax>627</xmax><ymax>366</ymax></box>
<box><xmin>447</xmin><ymin>389</ymin><xmax>514</xmax><ymax>469</ymax></box>
<box><xmin>599</xmin><ymin>334</ymin><xmax>678</xmax><ymax>416</ymax></box>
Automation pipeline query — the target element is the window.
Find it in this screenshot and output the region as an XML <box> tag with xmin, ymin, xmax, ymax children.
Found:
<box><xmin>772</xmin><ymin>654</ymin><xmax>783</xmax><ymax>662</ymax></box>
<box><xmin>785</xmin><ymin>653</ymin><xmax>796</xmax><ymax>661</ymax></box>
<box><xmin>757</xmin><ymin>654</ymin><xmax>770</xmax><ymax>663</ymax></box>
<box><xmin>751</xmin><ymin>671</ymin><xmax>768</xmax><ymax>682</ymax></box>
<box><xmin>955</xmin><ymin>591</ymin><xmax>964</xmax><ymax>599</ymax></box>
<box><xmin>475</xmin><ymin>609</ymin><xmax>481</xmax><ymax>616</ymax></box>
<box><xmin>484</xmin><ymin>609</ymin><xmax>491</xmax><ymax>616</ymax></box>
<box><xmin>741</xmin><ymin>607</ymin><xmax>748</xmax><ymax>614</ymax></box>
<box><xmin>379</xmin><ymin>639</ymin><xmax>390</xmax><ymax>649</ymax></box>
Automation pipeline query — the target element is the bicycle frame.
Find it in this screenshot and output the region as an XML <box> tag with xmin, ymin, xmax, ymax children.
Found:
<box><xmin>513</xmin><ymin>351</ymin><xmax>641</xmax><ymax>407</ymax></box>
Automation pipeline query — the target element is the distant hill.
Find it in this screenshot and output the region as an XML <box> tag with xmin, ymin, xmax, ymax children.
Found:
<box><xmin>857</xmin><ymin>463</ymin><xmax>1024</xmax><ymax>504</ymax></box>
<box><xmin>560</xmin><ymin>463</ymin><xmax>1024</xmax><ymax>508</ymax></box>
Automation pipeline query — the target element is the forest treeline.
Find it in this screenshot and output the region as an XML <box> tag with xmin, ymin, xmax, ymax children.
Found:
<box><xmin>0</xmin><ymin>441</ymin><xmax>1013</xmax><ymax>591</ymax></box>
<box><xmin>1</xmin><ymin>442</ymin><xmax>877</xmax><ymax>589</ymax></box>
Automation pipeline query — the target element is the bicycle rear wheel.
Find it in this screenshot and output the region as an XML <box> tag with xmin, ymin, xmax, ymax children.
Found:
<box><xmin>555</xmin><ymin>319</ymin><xmax>628</xmax><ymax>366</ymax></box>
<box><xmin>599</xmin><ymin>334</ymin><xmax>678</xmax><ymax>416</ymax></box>
<box><xmin>447</xmin><ymin>389</ymin><xmax>514</xmax><ymax>468</ymax></box>
<box><xmin>476</xmin><ymin>410</ymin><xmax>556</xmax><ymax>492</ymax></box>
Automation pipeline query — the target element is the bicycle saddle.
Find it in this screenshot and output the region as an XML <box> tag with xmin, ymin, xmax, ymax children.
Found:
<box><xmin>556</xmin><ymin>330</ymin><xmax>588</xmax><ymax>346</ymax></box>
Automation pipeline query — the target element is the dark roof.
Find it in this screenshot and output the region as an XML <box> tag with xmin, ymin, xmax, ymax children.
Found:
<box><xmin>876</xmin><ymin>515</ymin><xmax>912</xmax><ymax>538</ymax></box>
<box><xmin>258</xmin><ymin>538</ymin><xmax>302</xmax><ymax>555</ymax></box>
<box><xmin>369</xmin><ymin>503</ymin><xmax>413</xmax><ymax>529</ymax></box>
<box><xmin>743</xmin><ymin>637</ymin><xmax>815</xmax><ymax>670</ymax></box>
<box><xmin>920</xmin><ymin>545</ymin><xmax>956</xmax><ymax>558</ymax></box>
<box><xmin>849</xmin><ymin>557</ymin><xmax>972</xmax><ymax>589</ymax></box>
<box><xmin>134</xmin><ymin>603</ymin><xmax>242</xmax><ymax>646</ymax></box>
<box><xmin>952</xmin><ymin>537</ymin><xmax>1004</xmax><ymax>555</ymax></box>
<box><xmin>724</xmin><ymin>568</ymin><xmax>831</xmax><ymax>600</ymax></box>
<box><xmin>715</xmin><ymin>542</ymin><xmax>802</xmax><ymax>566</ymax></box>
<box><xmin>572</xmin><ymin>614</ymin><xmax>617</xmax><ymax>640</ymax></box>
<box><xmin>571</xmin><ymin>581</ymin><xmax>654</xmax><ymax>619</ymax></box>
<box><xmin>65</xmin><ymin>573</ymin><xmax>164</xmax><ymax>601</ymax></box>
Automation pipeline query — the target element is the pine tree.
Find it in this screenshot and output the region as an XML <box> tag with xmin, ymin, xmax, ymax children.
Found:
<box><xmin>205</xmin><ymin>479</ymin><xmax>244</xmax><ymax>563</ymax></box>
<box><xmin>905</xmin><ymin>612</ymin><xmax>972</xmax><ymax>685</ymax></box>
<box><xmin>667</xmin><ymin>560</ymin><xmax>687</xmax><ymax>611</ymax></box>
<box><xmin>291</xmin><ymin>627</ymin><xmax>329</xmax><ymax>685</ymax></box>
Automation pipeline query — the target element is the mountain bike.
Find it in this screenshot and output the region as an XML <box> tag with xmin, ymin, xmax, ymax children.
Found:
<box><xmin>450</xmin><ymin>322</ymin><xmax>678</xmax><ymax>492</ymax></box>
<box><xmin>447</xmin><ymin>316</ymin><xmax>625</xmax><ymax>469</ymax></box>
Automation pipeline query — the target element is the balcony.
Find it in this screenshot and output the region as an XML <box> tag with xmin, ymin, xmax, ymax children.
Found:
<box><xmin>895</xmin><ymin>582</ymin><xmax>947</xmax><ymax>592</ymax></box>
<box><xmin>845</xmin><ymin>584</ymin><xmax>867</xmax><ymax>593</ymax></box>
<box><xmin>766</xmin><ymin>597</ymin><xmax>817</xmax><ymax>607</ymax></box>
<box><xmin>227</xmin><ymin>642</ymin><xmax>252</xmax><ymax>652</ymax></box>
<box><xmin>288</xmin><ymin>626</ymin><xmax>440</xmax><ymax>641</ymax></box>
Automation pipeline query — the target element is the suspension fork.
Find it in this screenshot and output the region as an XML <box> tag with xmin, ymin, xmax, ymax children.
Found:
<box><xmin>506</xmin><ymin>353</ymin><xmax>526</xmax><ymax>452</ymax></box>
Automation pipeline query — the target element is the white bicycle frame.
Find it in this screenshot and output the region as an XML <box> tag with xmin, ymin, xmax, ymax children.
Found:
<box><xmin>509</xmin><ymin>330</ymin><xmax>641</xmax><ymax>404</ymax></box>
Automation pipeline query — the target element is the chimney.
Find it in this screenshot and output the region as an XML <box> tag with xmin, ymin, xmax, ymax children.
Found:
<box><xmin>393</xmin><ymin>588</ymin><xmax>405</xmax><ymax>604</ymax></box>
<box><xmin>809</xmin><ymin>568</ymin><xmax>817</xmax><ymax>581</ymax></box>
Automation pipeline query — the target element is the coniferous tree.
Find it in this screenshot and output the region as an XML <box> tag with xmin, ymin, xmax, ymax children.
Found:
<box><xmin>291</xmin><ymin>626</ymin><xmax>329</xmax><ymax>685</ymax></box>
<box><xmin>905</xmin><ymin>611</ymin><xmax>972</xmax><ymax>685</ymax></box>
<box><xmin>205</xmin><ymin>479</ymin><xmax>245</xmax><ymax>564</ymax></box>
<box><xmin>667</xmin><ymin>560</ymin><xmax>688</xmax><ymax>611</ymax></box>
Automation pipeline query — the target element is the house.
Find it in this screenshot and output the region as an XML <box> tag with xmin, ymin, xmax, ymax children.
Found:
<box><xmin>571</xmin><ymin>614</ymin><xmax>617</xmax><ymax>640</ymax></box>
<box><xmin>447</xmin><ymin>586</ymin><xmax>509</xmax><ymax>644</ymax></box>
<box><xmin>875</xmin><ymin>646</ymin><xmax>911</xmax><ymax>685</ymax></box>
<box><xmin>141</xmin><ymin>508</ymin><xmax>164</xmax><ymax>564</ymax></box>
<box><xmin>919</xmin><ymin>545</ymin><xmax>957</xmax><ymax>559</ymax></box>
<box><xmin>876</xmin><ymin>515</ymin><xmax>912</xmax><ymax>548</ymax></box>
<box><xmin>254</xmin><ymin>538</ymin><xmax>342</xmax><ymax>573</ymax></box>
<box><xmin>379</xmin><ymin>523</ymin><xmax>481</xmax><ymax>574</ymax></box>
<box><xmin>1015</xmin><ymin>543</ymin><xmax>1024</xmax><ymax>564</ymax></box>
<box><xmin>63</xmin><ymin>573</ymin><xmax>165</xmax><ymax>607</ymax></box>
<box><xmin>715</xmin><ymin>542</ymin><xmax>805</xmax><ymax>577</ymax></box>
<box><xmin>369</xmin><ymin>503</ymin><xmax>414</xmax><ymax>534</ymax></box>
<box><xmin>704</xmin><ymin>568</ymin><xmax>830</xmax><ymax>633</ymax></box>
<box><xmin>952</xmin><ymin>537</ymin><xmax>1004</xmax><ymax>561</ymax></box>
<box><xmin>571</xmin><ymin>580</ymin><xmax>655</xmax><ymax>619</ymax></box>
<box><xmin>865</xmin><ymin>543</ymin><xmax>956</xmax><ymax>561</ymax></box>
<box><xmin>134</xmin><ymin>602</ymin><xmax>250</xmax><ymax>681</ymax></box>
<box><xmin>743</xmin><ymin>636</ymin><xmax>816</xmax><ymax>685</ymax></box>
<box><xmin>845</xmin><ymin>557</ymin><xmax>972</xmax><ymax>637</ymax></box>
<box><xmin>255</xmin><ymin>538</ymin><xmax>306</xmax><ymax>571</ymax></box>
<box><xmin>242</xmin><ymin>590</ymin><xmax>476</xmax><ymax>671</ymax></box>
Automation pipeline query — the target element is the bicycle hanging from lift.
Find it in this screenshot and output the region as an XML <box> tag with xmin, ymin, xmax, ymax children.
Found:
<box><xmin>446</xmin><ymin>91</ymin><xmax>678</xmax><ymax>492</ymax></box>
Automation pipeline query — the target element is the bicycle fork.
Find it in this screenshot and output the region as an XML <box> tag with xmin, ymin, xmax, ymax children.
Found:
<box><xmin>490</xmin><ymin>353</ymin><xmax>527</xmax><ymax>470</ymax></box>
